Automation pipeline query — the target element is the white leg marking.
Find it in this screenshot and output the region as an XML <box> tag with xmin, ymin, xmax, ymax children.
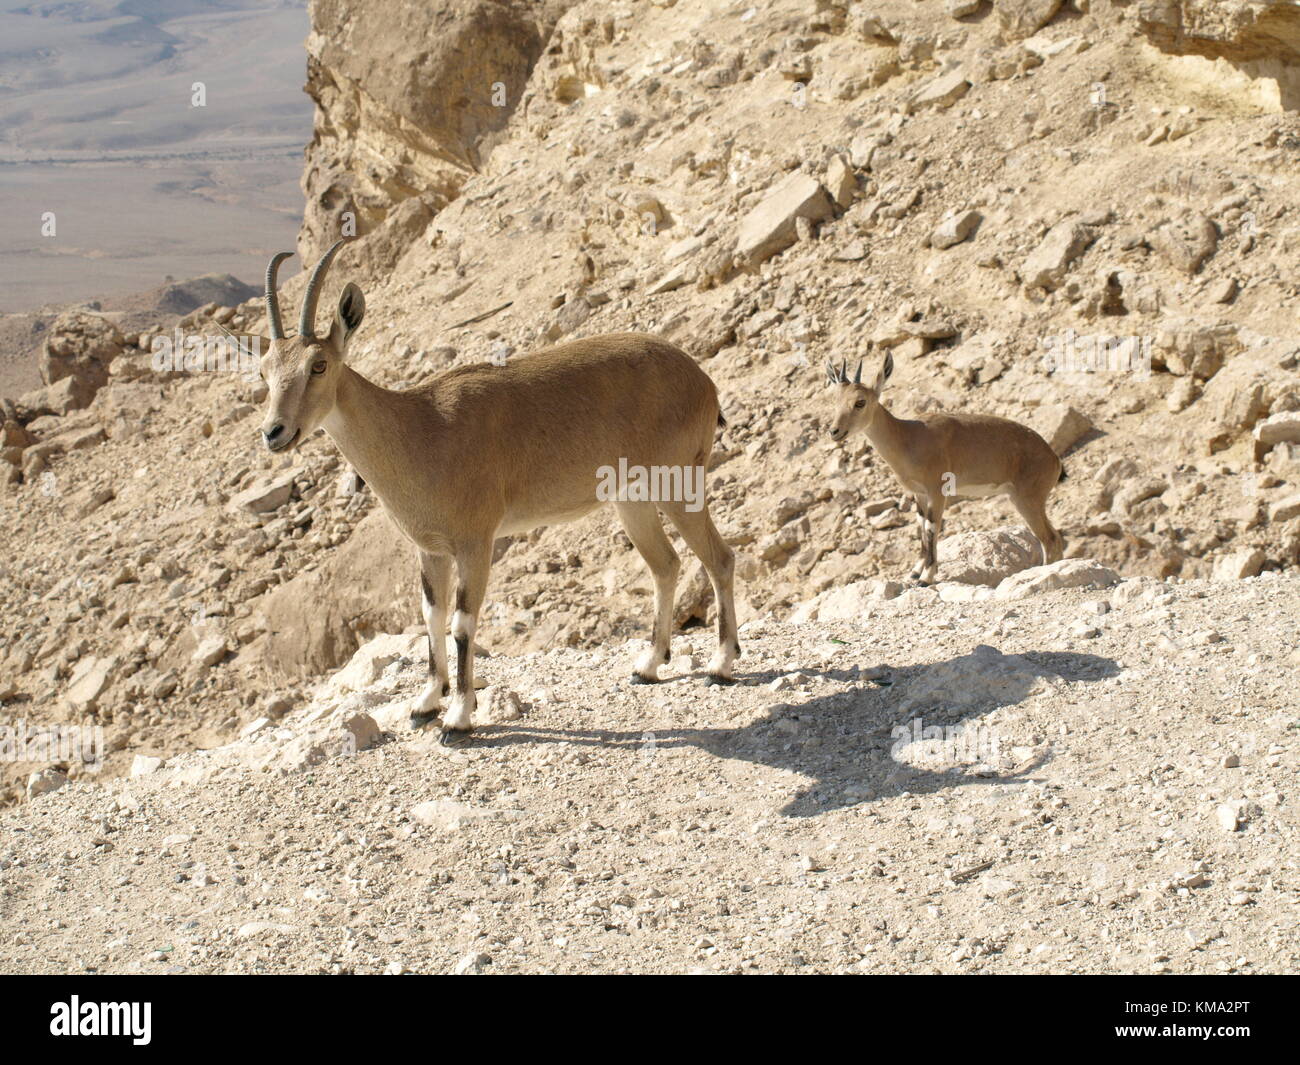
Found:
<box><xmin>442</xmin><ymin>692</ymin><xmax>474</xmax><ymax>731</ymax></box>
<box><xmin>451</xmin><ymin>609</ymin><xmax>472</xmax><ymax>642</ymax></box>
<box><xmin>411</xmin><ymin>680</ymin><xmax>442</xmax><ymax>716</ymax></box>
<box><xmin>634</xmin><ymin>645</ymin><xmax>664</xmax><ymax>680</ymax></box>
<box><xmin>707</xmin><ymin>642</ymin><xmax>737</xmax><ymax>679</ymax></box>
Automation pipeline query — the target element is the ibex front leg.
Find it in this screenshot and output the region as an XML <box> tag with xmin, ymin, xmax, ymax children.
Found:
<box><xmin>410</xmin><ymin>550</ymin><xmax>451</xmax><ymax>727</ymax></box>
<box><xmin>441</xmin><ymin>541</ymin><xmax>492</xmax><ymax>742</ymax></box>
<box><xmin>908</xmin><ymin>492</ymin><xmax>946</xmax><ymax>586</ymax></box>
<box><xmin>922</xmin><ymin>494</ymin><xmax>947</xmax><ymax>584</ymax></box>
<box><xmin>907</xmin><ymin>494</ymin><xmax>930</xmax><ymax>583</ymax></box>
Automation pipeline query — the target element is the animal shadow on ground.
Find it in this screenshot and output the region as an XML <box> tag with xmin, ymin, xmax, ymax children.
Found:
<box><xmin>471</xmin><ymin>648</ymin><xmax>1120</xmax><ymax>817</ymax></box>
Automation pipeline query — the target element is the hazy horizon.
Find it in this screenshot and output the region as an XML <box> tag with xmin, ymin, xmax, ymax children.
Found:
<box><xmin>0</xmin><ymin>0</ymin><xmax>312</xmax><ymax>312</ymax></box>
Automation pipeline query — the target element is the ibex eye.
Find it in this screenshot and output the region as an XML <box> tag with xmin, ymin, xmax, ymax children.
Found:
<box><xmin>311</xmin><ymin>359</ymin><xmax>328</xmax><ymax>375</ymax></box>
<box><xmin>854</xmin><ymin>399</ymin><xmax>866</xmax><ymax>409</ymax></box>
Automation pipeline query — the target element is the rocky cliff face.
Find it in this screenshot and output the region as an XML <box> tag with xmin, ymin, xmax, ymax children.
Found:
<box><xmin>1137</xmin><ymin>0</ymin><xmax>1300</xmax><ymax>107</ymax></box>
<box><xmin>1138</xmin><ymin>0</ymin><xmax>1300</xmax><ymax>63</ymax></box>
<box><xmin>298</xmin><ymin>0</ymin><xmax>569</xmax><ymax>264</ymax></box>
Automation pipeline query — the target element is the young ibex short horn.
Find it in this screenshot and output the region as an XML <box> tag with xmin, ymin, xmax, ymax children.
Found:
<box><xmin>827</xmin><ymin>352</ymin><xmax>1065</xmax><ymax>584</ymax></box>
<box><xmin>257</xmin><ymin>242</ymin><xmax>740</xmax><ymax>740</ymax></box>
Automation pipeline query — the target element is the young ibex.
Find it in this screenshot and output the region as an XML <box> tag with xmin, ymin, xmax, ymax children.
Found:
<box><xmin>257</xmin><ymin>241</ymin><xmax>740</xmax><ymax>740</ymax></box>
<box><xmin>827</xmin><ymin>353</ymin><xmax>1064</xmax><ymax>584</ymax></box>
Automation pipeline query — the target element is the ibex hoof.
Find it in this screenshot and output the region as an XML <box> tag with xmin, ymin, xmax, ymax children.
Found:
<box><xmin>629</xmin><ymin>671</ymin><xmax>660</xmax><ymax>686</ymax></box>
<box><xmin>705</xmin><ymin>673</ymin><xmax>736</xmax><ymax>687</ymax></box>
<box><xmin>409</xmin><ymin>710</ymin><xmax>440</xmax><ymax>730</ymax></box>
<box><xmin>438</xmin><ymin>728</ymin><xmax>473</xmax><ymax>748</ymax></box>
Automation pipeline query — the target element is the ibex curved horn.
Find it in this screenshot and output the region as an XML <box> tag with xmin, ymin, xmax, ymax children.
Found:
<box><xmin>854</xmin><ymin>359</ymin><xmax>863</xmax><ymax>384</ymax></box>
<box><xmin>298</xmin><ymin>239</ymin><xmax>348</xmax><ymax>339</ymax></box>
<box><xmin>264</xmin><ymin>251</ymin><xmax>294</xmax><ymax>341</ymax></box>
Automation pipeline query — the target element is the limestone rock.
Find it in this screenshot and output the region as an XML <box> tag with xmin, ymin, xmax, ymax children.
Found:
<box><xmin>17</xmin><ymin>376</ymin><xmax>96</xmax><ymax>418</ymax></box>
<box><xmin>327</xmin><ymin>632</ymin><xmax>424</xmax><ymax>696</ymax></box>
<box><xmin>1268</xmin><ymin>494</ymin><xmax>1300</xmax><ymax>523</ymax></box>
<box><xmin>789</xmin><ymin>579</ymin><xmax>902</xmax><ymax>623</ymax></box>
<box><xmin>228</xmin><ymin>471</ymin><xmax>300</xmax><ymax>515</ymax></box>
<box><xmin>130</xmin><ymin>754</ymin><xmax>164</xmax><ymax>778</ymax></box>
<box><xmin>1167</xmin><ymin>377</ymin><xmax>1200</xmax><ymax>413</ymax></box>
<box><xmin>26</xmin><ymin>768</ymin><xmax>67</xmax><ymax>800</ymax></box>
<box><xmin>736</xmin><ymin>172</ymin><xmax>834</xmax><ymax>267</ymax></box>
<box><xmin>910</xmin><ymin>70</ymin><xmax>971</xmax><ymax>111</ymax></box>
<box><xmin>65</xmin><ymin>656</ymin><xmax>114</xmax><ymax>712</ymax></box>
<box><xmin>1205</xmin><ymin>367</ymin><xmax>1269</xmax><ymax>436</ymax></box>
<box><xmin>411</xmin><ymin>799</ymin><xmax>515</xmax><ymax>832</ymax></box>
<box><xmin>994</xmin><ymin>0</ymin><xmax>1063</xmax><ymax>40</ymax></box>
<box><xmin>1213</xmin><ymin>549</ymin><xmax>1265</xmax><ymax>581</ymax></box>
<box><xmin>257</xmin><ymin>510</ymin><xmax>414</xmax><ymax>682</ymax></box>
<box><xmin>479</xmin><ymin>686</ymin><xmax>525</xmax><ymax>724</ymax></box>
<box><xmin>995</xmin><ymin>559</ymin><xmax>1120</xmax><ymax>599</ymax></box>
<box><xmin>1158</xmin><ymin>321</ymin><xmax>1241</xmax><ymax>381</ymax></box>
<box><xmin>1022</xmin><ymin>221</ymin><xmax>1095</xmax><ymax>291</ymax></box>
<box><xmin>298</xmin><ymin>0</ymin><xmax>557</xmax><ymax>262</ymax></box>
<box><xmin>453</xmin><ymin>952</ymin><xmax>491</xmax><ymax>975</ymax></box>
<box><xmin>825</xmin><ymin>154</ymin><xmax>859</xmax><ymax>209</ymax></box>
<box><xmin>1137</xmin><ymin>2</ymin><xmax>1300</xmax><ymax>66</ymax></box>
<box><xmin>1034</xmin><ymin>404</ymin><xmax>1093</xmax><ymax>455</ymax></box>
<box><xmin>273</xmin><ymin>711</ymin><xmax>382</xmax><ymax>772</ymax></box>
<box><xmin>936</xmin><ymin>527</ymin><xmax>1043</xmax><ymax>586</ymax></box>
<box><xmin>1150</xmin><ymin>214</ymin><xmax>1218</xmax><ymax>274</ymax></box>
<box><xmin>1114</xmin><ymin>476</ymin><xmax>1169</xmax><ymax>514</ymax></box>
<box><xmin>41</xmin><ymin>310</ymin><xmax>124</xmax><ymax>391</ymax></box>
<box><xmin>1254</xmin><ymin>411</ymin><xmax>1300</xmax><ymax>450</ymax></box>
<box><xmin>931</xmin><ymin>209</ymin><xmax>982</xmax><ymax>249</ymax></box>
<box><xmin>191</xmin><ymin>637</ymin><xmax>228</xmax><ymax>668</ymax></box>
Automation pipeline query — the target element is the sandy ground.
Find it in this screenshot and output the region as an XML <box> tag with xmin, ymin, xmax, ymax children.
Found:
<box><xmin>2</xmin><ymin>573</ymin><xmax>1295</xmax><ymax>975</ymax></box>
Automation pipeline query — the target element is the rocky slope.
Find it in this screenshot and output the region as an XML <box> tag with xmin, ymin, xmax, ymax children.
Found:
<box><xmin>2</xmin><ymin>569</ymin><xmax>1296</xmax><ymax>974</ymax></box>
<box><xmin>2</xmin><ymin>0</ymin><xmax>1300</xmax><ymax>808</ymax></box>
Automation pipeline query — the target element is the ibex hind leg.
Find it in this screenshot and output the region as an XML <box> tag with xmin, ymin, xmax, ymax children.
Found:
<box><xmin>1010</xmin><ymin>490</ymin><xmax>1063</xmax><ymax>566</ymax></box>
<box><xmin>615</xmin><ymin>502</ymin><xmax>680</xmax><ymax>684</ymax></box>
<box><xmin>662</xmin><ymin>502</ymin><xmax>740</xmax><ymax>684</ymax></box>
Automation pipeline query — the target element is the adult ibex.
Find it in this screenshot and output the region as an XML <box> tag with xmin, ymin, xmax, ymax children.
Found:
<box><xmin>257</xmin><ymin>241</ymin><xmax>739</xmax><ymax>739</ymax></box>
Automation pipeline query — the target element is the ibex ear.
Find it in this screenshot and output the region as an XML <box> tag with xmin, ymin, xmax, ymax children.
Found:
<box><xmin>330</xmin><ymin>282</ymin><xmax>365</xmax><ymax>353</ymax></box>
<box><xmin>874</xmin><ymin>351</ymin><xmax>894</xmax><ymax>392</ymax></box>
